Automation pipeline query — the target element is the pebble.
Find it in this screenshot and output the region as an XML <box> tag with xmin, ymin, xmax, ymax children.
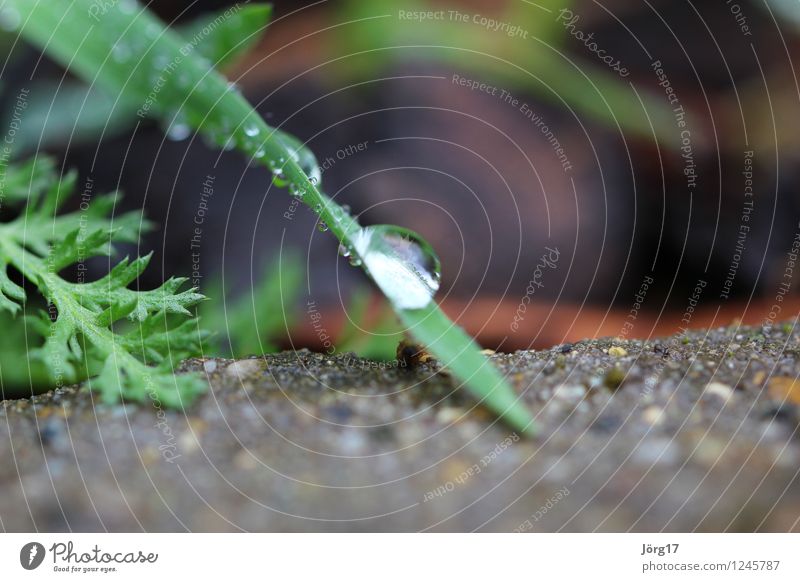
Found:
<box><xmin>704</xmin><ymin>382</ymin><xmax>734</xmax><ymax>402</ymax></box>
<box><xmin>203</xmin><ymin>360</ymin><xmax>218</xmax><ymax>374</ymax></box>
<box><xmin>225</xmin><ymin>359</ymin><xmax>262</xmax><ymax>379</ymax></box>
<box><xmin>642</xmin><ymin>406</ymin><xmax>665</xmax><ymax>426</ymax></box>
<box><xmin>632</xmin><ymin>438</ymin><xmax>680</xmax><ymax>466</ymax></box>
<box><xmin>436</xmin><ymin>407</ymin><xmax>464</xmax><ymax>424</ymax></box>
<box><xmin>608</xmin><ymin>346</ymin><xmax>628</xmax><ymax>357</ymax></box>
<box><xmin>552</xmin><ymin>384</ymin><xmax>586</xmax><ymax>403</ymax></box>
<box><xmin>178</xmin><ymin>431</ymin><xmax>200</xmax><ymax>454</ymax></box>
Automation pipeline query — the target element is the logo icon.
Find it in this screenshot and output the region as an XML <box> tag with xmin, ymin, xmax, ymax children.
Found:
<box><xmin>20</xmin><ymin>542</ymin><xmax>46</xmax><ymax>570</ymax></box>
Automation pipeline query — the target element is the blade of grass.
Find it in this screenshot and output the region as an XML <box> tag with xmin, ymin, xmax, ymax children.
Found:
<box><xmin>7</xmin><ymin>0</ymin><xmax>535</xmax><ymax>435</ymax></box>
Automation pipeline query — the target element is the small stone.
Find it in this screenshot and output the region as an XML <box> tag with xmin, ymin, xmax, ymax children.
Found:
<box><xmin>233</xmin><ymin>449</ymin><xmax>260</xmax><ymax>470</ymax></box>
<box><xmin>642</xmin><ymin>406</ymin><xmax>665</xmax><ymax>426</ymax></box>
<box><xmin>704</xmin><ymin>382</ymin><xmax>734</xmax><ymax>402</ymax></box>
<box><xmin>480</xmin><ymin>348</ymin><xmax>496</xmax><ymax>356</ymax></box>
<box><xmin>203</xmin><ymin>360</ymin><xmax>218</xmax><ymax>374</ymax></box>
<box><xmin>552</xmin><ymin>384</ymin><xmax>586</xmax><ymax>403</ymax></box>
<box><xmin>608</xmin><ymin>346</ymin><xmax>628</xmax><ymax>357</ymax></box>
<box><xmin>604</xmin><ymin>366</ymin><xmax>626</xmax><ymax>390</ymax></box>
<box><xmin>225</xmin><ymin>359</ymin><xmax>262</xmax><ymax>379</ymax></box>
<box><xmin>559</xmin><ymin>343</ymin><xmax>573</xmax><ymax>353</ymax></box>
<box><xmin>632</xmin><ymin>438</ymin><xmax>680</xmax><ymax>466</ymax></box>
<box><xmin>767</xmin><ymin>376</ymin><xmax>800</xmax><ymax>405</ymax></box>
<box><xmin>178</xmin><ymin>432</ymin><xmax>199</xmax><ymax>454</ymax></box>
<box><xmin>436</xmin><ymin>407</ymin><xmax>464</xmax><ymax>424</ymax></box>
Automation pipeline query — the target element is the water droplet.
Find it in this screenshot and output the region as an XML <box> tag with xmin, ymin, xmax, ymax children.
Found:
<box><xmin>348</xmin><ymin>256</ymin><xmax>363</xmax><ymax>267</ymax></box>
<box><xmin>153</xmin><ymin>54</ymin><xmax>171</xmax><ymax>70</ymax></box>
<box><xmin>275</xmin><ymin>131</ymin><xmax>322</xmax><ymax>188</ymax></box>
<box><xmin>244</xmin><ymin>124</ymin><xmax>260</xmax><ymax>137</ymax></box>
<box><xmin>317</xmin><ymin>221</ymin><xmax>329</xmax><ymax>232</ymax></box>
<box><xmin>0</xmin><ymin>7</ymin><xmax>21</xmax><ymax>31</ymax></box>
<box><xmin>254</xmin><ymin>148</ymin><xmax>266</xmax><ymax>159</ymax></box>
<box><xmin>350</xmin><ymin>225</ymin><xmax>441</xmax><ymax>310</ymax></box>
<box><xmin>112</xmin><ymin>43</ymin><xmax>132</xmax><ymax>63</ymax></box>
<box><xmin>338</xmin><ymin>243</ymin><xmax>351</xmax><ymax>258</ymax></box>
<box><xmin>167</xmin><ymin>123</ymin><xmax>191</xmax><ymax>141</ymax></box>
<box><xmin>118</xmin><ymin>0</ymin><xmax>138</xmax><ymax>15</ymax></box>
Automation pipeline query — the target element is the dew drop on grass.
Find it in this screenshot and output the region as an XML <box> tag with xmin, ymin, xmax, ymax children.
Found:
<box><xmin>0</xmin><ymin>7</ymin><xmax>21</xmax><ymax>31</ymax></box>
<box><xmin>275</xmin><ymin>132</ymin><xmax>322</xmax><ymax>188</ymax></box>
<box><xmin>350</xmin><ymin>225</ymin><xmax>441</xmax><ymax>310</ymax></box>
<box><xmin>118</xmin><ymin>0</ymin><xmax>138</xmax><ymax>15</ymax></box>
<box><xmin>244</xmin><ymin>124</ymin><xmax>260</xmax><ymax>137</ymax></box>
<box><xmin>338</xmin><ymin>243</ymin><xmax>351</xmax><ymax>258</ymax></box>
<box><xmin>112</xmin><ymin>43</ymin><xmax>132</xmax><ymax>63</ymax></box>
<box><xmin>317</xmin><ymin>221</ymin><xmax>329</xmax><ymax>232</ymax></box>
<box><xmin>167</xmin><ymin>123</ymin><xmax>191</xmax><ymax>141</ymax></box>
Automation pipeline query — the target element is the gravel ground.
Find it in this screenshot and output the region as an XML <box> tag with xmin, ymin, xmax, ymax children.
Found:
<box><xmin>1</xmin><ymin>323</ymin><xmax>799</xmax><ymax>532</ymax></box>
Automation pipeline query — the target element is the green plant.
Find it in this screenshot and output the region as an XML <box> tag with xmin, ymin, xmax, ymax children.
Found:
<box><xmin>5</xmin><ymin>0</ymin><xmax>535</xmax><ymax>435</ymax></box>
<box><xmin>0</xmin><ymin>156</ymin><xmax>207</xmax><ymax>405</ymax></box>
<box><xmin>3</xmin><ymin>3</ymin><xmax>273</xmax><ymax>154</ymax></box>
<box><xmin>201</xmin><ymin>254</ymin><xmax>302</xmax><ymax>358</ymax></box>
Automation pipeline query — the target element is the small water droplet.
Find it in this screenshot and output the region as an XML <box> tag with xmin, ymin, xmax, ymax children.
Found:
<box><xmin>0</xmin><ymin>7</ymin><xmax>21</xmax><ymax>31</ymax></box>
<box><xmin>153</xmin><ymin>54</ymin><xmax>171</xmax><ymax>69</ymax></box>
<box><xmin>317</xmin><ymin>221</ymin><xmax>329</xmax><ymax>232</ymax></box>
<box><xmin>118</xmin><ymin>0</ymin><xmax>138</xmax><ymax>15</ymax></box>
<box><xmin>350</xmin><ymin>225</ymin><xmax>441</xmax><ymax>310</ymax></box>
<box><xmin>348</xmin><ymin>256</ymin><xmax>363</xmax><ymax>267</ymax></box>
<box><xmin>338</xmin><ymin>243</ymin><xmax>351</xmax><ymax>258</ymax></box>
<box><xmin>167</xmin><ymin>124</ymin><xmax>191</xmax><ymax>141</ymax></box>
<box><xmin>254</xmin><ymin>148</ymin><xmax>266</xmax><ymax>159</ymax></box>
<box><xmin>112</xmin><ymin>43</ymin><xmax>132</xmax><ymax>63</ymax></box>
<box><xmin>244</xmin><ymin>124</ymin><xmax>260</xmax><ymax>137</ymax></box>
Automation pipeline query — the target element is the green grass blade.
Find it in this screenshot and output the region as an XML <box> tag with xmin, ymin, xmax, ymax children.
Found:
<box><xmin>7</xmin><ymin>0</ymin><xmax>536</xmax><ymax>434</ymax></box>
<box><xmin>400</xmin><ymin>303</ymin><xmax>534</xmax><ymax>436</ymax></box>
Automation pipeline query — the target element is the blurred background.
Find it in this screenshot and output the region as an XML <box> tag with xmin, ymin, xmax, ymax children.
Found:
<box><xmin>3</xmin><ymin>0</ymin><xmax>800</xmax><ymax>357</ymax></box>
